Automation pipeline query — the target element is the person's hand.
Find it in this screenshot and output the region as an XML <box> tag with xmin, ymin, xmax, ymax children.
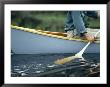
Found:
<box><xmin>83</xmin><ymin>33</ymin><xmax>95</xmax><ymax>42</ymax></box>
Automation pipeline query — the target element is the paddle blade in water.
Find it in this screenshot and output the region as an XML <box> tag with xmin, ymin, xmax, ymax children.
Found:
<box><xmin>54</xmin><ymin>56</ymin><xmax>77</xmax><ymax>65</ymax></box>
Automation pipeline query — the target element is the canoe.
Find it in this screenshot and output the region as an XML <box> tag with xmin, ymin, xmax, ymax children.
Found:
<box><xmin>11</xmin><ymin>25</ymin><xmax>100</xmax><ymax>54</ymax></box>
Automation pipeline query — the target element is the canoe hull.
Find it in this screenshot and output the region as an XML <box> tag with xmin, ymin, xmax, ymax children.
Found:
<box><xmin>11</xmin><ymin>29</ymin><xmax>100</xmax><ymax>54</ymax></box>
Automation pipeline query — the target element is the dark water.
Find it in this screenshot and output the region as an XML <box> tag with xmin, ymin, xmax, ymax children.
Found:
<box><xmin>11</xmin><ymin>53</ymin><xmax>100</xmax><ymax>77</ymax></box>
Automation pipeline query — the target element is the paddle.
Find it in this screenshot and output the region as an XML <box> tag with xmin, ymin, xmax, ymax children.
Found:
<box><xmin>54</xmin><ymin>30</ymin><xmax>100</xmax><ymax>65</ymax></box>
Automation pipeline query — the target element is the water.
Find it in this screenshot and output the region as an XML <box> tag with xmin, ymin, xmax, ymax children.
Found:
<box><xmin>11</xmin><ymin>53</ymin><xmax>100</xmax><ymax>77</ymax></box>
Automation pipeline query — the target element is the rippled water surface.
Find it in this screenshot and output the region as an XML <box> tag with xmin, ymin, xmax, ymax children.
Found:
<box><xmin>11</xmin><ymin>53</ymin><xmax>100</xmax><ymax>77</ymax></box>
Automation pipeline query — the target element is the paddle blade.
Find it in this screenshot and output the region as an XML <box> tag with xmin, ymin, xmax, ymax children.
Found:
<box><xmin>54</xmin><ymin>56</ymin><xmax>77</xmax><ymax>65</ymax></box>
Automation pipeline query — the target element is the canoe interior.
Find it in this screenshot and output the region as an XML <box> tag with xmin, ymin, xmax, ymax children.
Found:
<box><xmin>37</xmin><ymin>30</ymin><xmax>67</xmax><ymax>37</ymax></box>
